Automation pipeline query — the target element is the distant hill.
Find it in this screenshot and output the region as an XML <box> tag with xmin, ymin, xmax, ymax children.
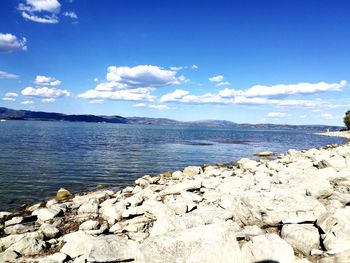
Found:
<box><xmin>0</xmin><ymin>107</ymin><xmax>342</xmax><ymax>131</ymax></box>
<box><xmin>0</xmin><ymin>107</ymin><xmax>127</xmax><ymax>124</ymax></box>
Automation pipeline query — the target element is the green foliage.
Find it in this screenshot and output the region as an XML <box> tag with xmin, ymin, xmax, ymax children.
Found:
<box><xmin>344</xmin><ymin>111</ymin><xmax>350</xmax><ymax>130</ymax></box>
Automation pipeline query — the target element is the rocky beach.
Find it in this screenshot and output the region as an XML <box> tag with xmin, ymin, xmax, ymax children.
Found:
<box><xmin>1</xmin><ymin>131</ymin><xmax>350</xmax><ymax>263</ymax></box>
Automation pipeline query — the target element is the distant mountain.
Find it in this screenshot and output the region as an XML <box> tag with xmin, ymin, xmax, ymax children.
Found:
<box><xmin>0</xmin><ymin>107</ymin><xmax>127</xmax><ymax>124</ymax></box>
<box><xmin>0</xmin><ymin>107</ymin><xmax>342</xmax><ymax>131</ymax></box>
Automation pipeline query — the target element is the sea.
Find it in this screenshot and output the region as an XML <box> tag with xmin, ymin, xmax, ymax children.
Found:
<box><xmin>0</xmin><ymin>120</ymin><xmax>344</xmax><ymax>211</ymax></box>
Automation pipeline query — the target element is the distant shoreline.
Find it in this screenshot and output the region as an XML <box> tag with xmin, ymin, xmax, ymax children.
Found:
<box><xmin>0</xmin><ymin>106</ymin><xmax>343</xmax><ymax>130</ymax></box>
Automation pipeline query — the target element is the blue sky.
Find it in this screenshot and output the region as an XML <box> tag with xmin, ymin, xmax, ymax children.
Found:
<box><xmin>0</xmin><ymin>0</ymin><xmax>350</xmax><ymax>125</ymax></box>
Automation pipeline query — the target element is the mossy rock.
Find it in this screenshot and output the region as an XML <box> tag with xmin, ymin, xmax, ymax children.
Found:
<box><xmin>97</xmin><ymin>184</ymin><xmax>107</xmax><ymax>189</ymax></box>
<box><xmin>56</xmin><ymin>188</ymin><xmax>72</xmax><ymax>201</ymax></box>
<box><xmin>163</xmin><ymin>171</ymin><xmax>172</xmax><ymax>178</ymax></box>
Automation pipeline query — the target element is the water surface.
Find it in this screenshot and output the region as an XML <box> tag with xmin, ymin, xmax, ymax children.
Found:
<box><xmin>0</xmin><ymin>120</ymin><xmax>343</xmax><ymax>210</ymax></box>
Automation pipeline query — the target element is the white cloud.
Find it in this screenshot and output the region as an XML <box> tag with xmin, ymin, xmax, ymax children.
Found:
<box><xmin>133</xmin><ymin>103</ymin><xmax>147</xmax><ymax>107</ymax></box>
<box><xmin>63</xmin><ymin>11</ymin><xmax>77</xmax><ymax>19</ymax></box>
<box><xmin>22</xmin><ymin>86</ymin><xmax>70</xmax><ymax>98</ymax></box>
<box><xmin>160</xmin><ymin>89</ymin><xmax>190</xmax><ymax>102</ymax></box>
<box><xmin>216</xmin><ymin>81</ymin><xmax>230</xmax><ymax>87</ymax></box>
<box><xmin>4</xmin><ymin>92</ymin><xmax>18</xmax><ymax>98</ymax></box>
<box><xmin>321</xmin><ymin>113</ymin><xmax>335</xmax><ymax>120</ymax></box>
<box><xmin>192</xmin><ymin>65</ymin><xmax>198</xmax><ymax>69</ymax></box>
<box><xmin>18</xmin><ymin>0</ymin><xmax>61</xmax><ymax>13</ymax></box>
<box><xmin>78</xmin><ymin>88</ymin><xmax>155</xmax><ymax>102</ymax></box>
<box><xmin>42</xmin><ymin>98</ymin><xmax>56</xmax><ymax>103</ymax></box>
<box><xmin>21</xmin><ymin>12</ymin><xmax>59</xmax><ymax>24</ymax></box>
<box><xmin>18</xmin><ymin>0</ymin><xmax>61</xmax><ymax>24</ymax></box>
<box><xmin>0</xmin><ymin>33</ymin><xmax>27</xmax><ymax>53</ymax></box>
<box><xmin>106</xmin><ymin>65</ymin><xmax>182</xmax><ymax>87</ymax></box>
<box><xmin>93</xmin><ymin>77</ymin><xmax>99</xmax><ymax>82</ymax></box>
<box><xmin>241</xmin><ymin>80</ymin><xmax>347</xmax><ymax>98</ymax></box>
<box><xmin>0</xmin><ymin>71</ymin><xmax>19</xmax><ymax>79</ymax></box>
<box><xmin>132</xmin><ymin>103</ymin><xmax>170</xmax><ymax>110</ymax></box>
<box><xmin>2</xmin><ymin>97</ymin><xmax>16</xmax><ymax>101</ymax></box>
<box><xmin>209</xmin><ymin>75</ymin><xmax>224</xmax><ymax>83</ymax></box>
<box><xmin>21</xmin><ymin>100</ymin><xmax>34</xmax><ymax>105</ymax></box>
<box><xmin>2</xmin><ymin>92</ymin><xmax>18</xmax><ymax>102</ymax></box>
<box><xmin>149</xmin><ymin>104</ymin><xmax>170</xmax><ymax>110</ymax></box>
<box><xmin>79</xmin><ymin>65</ymin><xmax>185</xmax><ymax>103</ymax></box>
<box><xmin>267</xmin><ymin>112</ymin><xmax>291</xmax><ymax>118</ymax></box>
<box><xmin>89</xmin><ymin>99</ymin><xmax>104</xmax><ymax>104</ymax></box>
<box><xmin>170</xmin><ymin>66</ymin><xmax>183</xmax><ymax>71</ymax></box>
<box><xmin>34</xmin><ymin>75</ymin><xmax>61</xmax><ymax>86</ymax></box>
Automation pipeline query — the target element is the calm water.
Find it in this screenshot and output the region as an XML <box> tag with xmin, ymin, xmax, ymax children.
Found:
<box><xmin>0</xmin><ymin>120</ymin><xmax>343</xmax><ymax>210</ymax></box>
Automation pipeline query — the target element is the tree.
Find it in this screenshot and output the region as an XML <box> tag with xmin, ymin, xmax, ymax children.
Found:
<box><xmin>344</xmin><ymin>110</ymin><xmax>350</xmax><ymax>130</ymax></box>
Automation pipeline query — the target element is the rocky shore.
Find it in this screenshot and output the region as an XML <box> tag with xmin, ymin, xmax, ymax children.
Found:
<box><xmin>1</xmin><ymin>131</ymin><xmax>350</xmax><ymax>263</ymax></box>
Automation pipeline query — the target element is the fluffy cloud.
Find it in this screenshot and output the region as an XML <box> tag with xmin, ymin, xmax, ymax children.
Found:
<box><xmin>209</xmin><ymin>75</ymin><xmax>224</xmax><ymax>83</ymax></box>
<box><xmin>106</xmin><ymin>65</ymin><xmax>182</xmax><ymax>88</ymax></box>
<box><xmin>216</xmin><ymin>81</ymin><xmax>230</xmax><ymax>87</ymax></box>
<box><xmin>160</xmin><ymin>89</ymin><xmax>189</xmax><ymax>102</ymax></box>
<box><xmin>267</xmin><ymin>112</ymin><xmax>291</xmax><ymax>118</ymax></box>
<box><xmin>2</xmin><ymin>92</ymin><xmax>18</xmax><ymax>102</ymax></box>
<box><xmin>21</xmin><ymin>12</ymin><xmax>59</xmax><ymax>23</ymax></box>
<box><xmin>0</xmin><ymin>71</ymin><xmax>19</xmax><ymax>79</ymax></box>
<box><xmin>18</xmin><ymin>0</ymin><xmax>61</xmax><ymax>24</ymax></box>
<box><xmin>240</xmin><ymin>80</ymin><xmax>347</xmax><ymax>98</ymax></box>
<box><xmin>0</xmin><ymin>33</ymin><xmax>27</xmax><ymax>53</ymax></box>
<box><xmin>208</xmin><ymin>75</ymin><xmax>230</xmax><ymax>87</ymax></box>
<box><xmin>22</xmin><ymin>86</ymin><xmax>70</xmax><ymax>98</ymax></box>
<box><xmin>4</xmin><ymin>92</ymin><xmax>19</xmax><ymax>98</ymax></box>
<box><xmin>78</xmin><ymin>88</ymin><xmax>155</xmax><ymax>102</ymax></box>
<box><xmin>18</xmin><ymin>0</ymin><xmax>61</xmax><ymax>13</ymax></box>
<box><xmin>34</xmin><ymin>75</ymin><xmax>61</xmax><ymax>86</ymax></box>
<box><xmin>63</xmin><ymin>11</ymin><xmax>78</xmax><ymax>19</ymax></box>
<box><xmin>79</xmin><ymin>65</ymin><xmax>185</xmax><ymax>103</ymax></box>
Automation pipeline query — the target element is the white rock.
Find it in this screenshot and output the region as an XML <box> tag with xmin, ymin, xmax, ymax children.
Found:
<box><xmin>79</xmin><ymin>220</ymin><xmax>99</xmax><ymax>231</ymax></box>
<box><xmin>60</xmin><ymin>231</ymin><xmax>144</xmax><ymax>262</ymax></box>
<box><xmin>0</xmin><ymin>212</ymin><xmax>12</xmax><ymax>220</ymax></box>
<box><xmin>316</xmin><ymin>208</ymin><xmax>350</xmax><ymax>250</ymax></box>
<box><xmin>180</xmin><ymin>191</ymin><xmax>203</xmax><ymax>202</ymax></box>
<box><xmin>281</xmin><ymin>224</ymin><xmax>320</xmax><ymax>255</ymax></box>
<box><xmin>166</xmin><ymin>200</ymin><xmax>188</xmax><ymax>215</ymax></box>
<box><xmin>0</xmin><ymin>250</ymin><xmax>19</xmax><ymax>262</ymax></box>
<box><xmin>99</xmin><ymin>202</ymin><xmax>124</xmax><ymax>225</ymax></box>
<box><xmin>241</xmin><ymin>233</ymin><xmax>295</xmax><ymax>263</ymax></box>
<box><xmin>7</xmin><ymin>234</ymin><xmax>47</xmax><ymax>256</ymax></box>
<box><xmin>33</xmin><ymin>208</ymin><xmax>61</xmax><ymax>221</ymax></box>
<box><xmin>40</xmin><ymin>223</ymin><xmax>60</xmax><ymax>238</ymax></box>
<box><xmin>5</xmin><ymin>216</ymin><xmax>23</xmax><ymax>227</ymax></box>
<box><xmin>159</xmin><ymin>179</ymin><xmax>202</xmax><ymax>195</ymax></box>
<box><xmin>77</xmin><ymin>199</ymin><xmax>99</xmax><ymax>215</ymax></box>
<box><xmin>172</xmin><ymin>170</ymin><xmax>183</xmax><ymax>180</ymax></box>
<box><xmin>226</xmin><ymin>191</ymin><xmax>326</xmax><ymax>226</ymax></box>
<box><xmin>35</xmin><ymin>252</ymin><xmax>68</xmax><ymax>263</ymax></box>
<box><xmin>140</xmin><ymin>223</ymin><xmax>243</xmax><ymax>263</ymax></box>
<box><xmin>183</xmin><ymin>166</ymin><xmax>202</xmax><ymax>176</ymax></box>
<box><xmin>0</xmin><ymin>232</ymin><xmax>43</xmax><ymax>251</ymax></box>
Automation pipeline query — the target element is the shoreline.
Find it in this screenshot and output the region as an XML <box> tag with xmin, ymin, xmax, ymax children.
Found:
<box><xmin>1</xmin><ymin>131</ymin><xmax>350</xmax><ymax>262</ymax></box>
